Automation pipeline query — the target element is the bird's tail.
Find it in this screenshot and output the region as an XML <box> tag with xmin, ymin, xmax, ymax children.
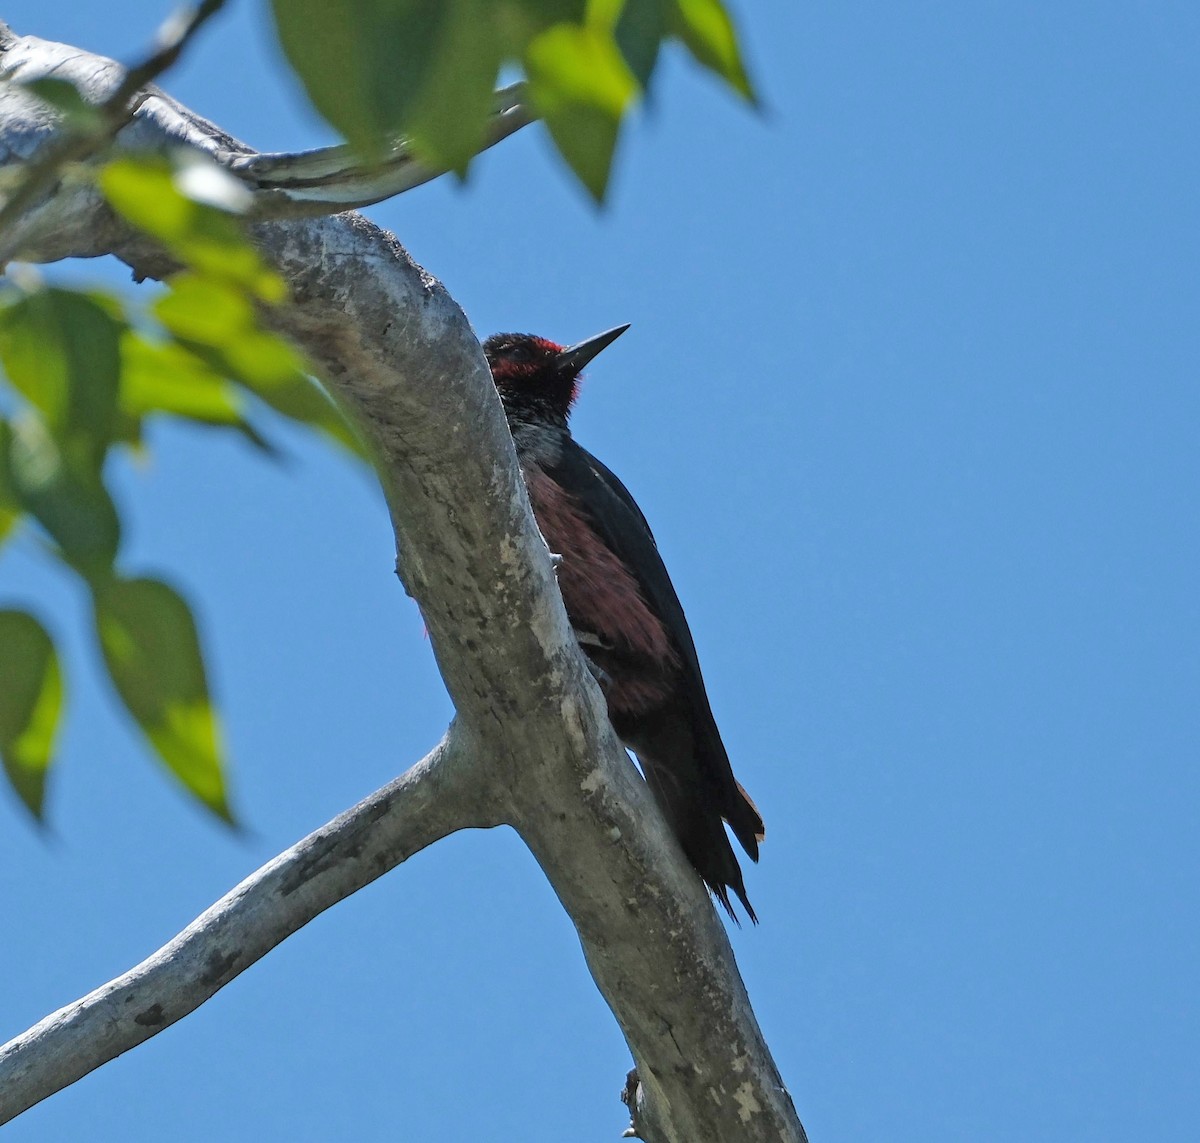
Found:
<box><xmin>627</xmin><ymin>705</ymin><xmax>764</xmax><ymax>924</ymax></box>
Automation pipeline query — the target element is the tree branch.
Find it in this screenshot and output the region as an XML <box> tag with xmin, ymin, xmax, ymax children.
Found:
<box><xmin>0</xmin><ymin>2</ymin><xmax>226</xmax><ymax>255</ymax></box>
<box><xmin>0</xmin><ymin>25</ymin><xmax>807</xmax><ymax>1143</ymax></box>
<box><xmin>0</xmin><ymin>19</ymin><xmax>535</xmax><ymax>265</ymax></box>
<box><xmin>227</xmin><ymin>83</ymin><xmax>534</xmax><ymax>218</ymax></box>
<box><xmin>0</xmin><ymin>733</ymin><xmax>493</xmax><ymax>1125</ymax></box>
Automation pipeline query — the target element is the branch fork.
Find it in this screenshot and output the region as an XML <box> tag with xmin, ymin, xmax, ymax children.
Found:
<box><xmin>0</xmin><ymin>22</ymin><xmax>806</xmax><ymax>1143</ymax></box>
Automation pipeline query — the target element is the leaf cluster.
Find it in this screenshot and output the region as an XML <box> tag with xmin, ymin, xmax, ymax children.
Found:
<box><xmin>271</xmin><ymin>0</ymin><xmax>755</xmax><ymax>200</ymax></box>
<box><xmin>0</xmin><ymin>153</ymin><xmax>364</xmax><ymax>821</ymax></box>
<box><xmin>0</xmin><ymin>0</ymin><xmax>755</xmax><ymax>821</ymax></box>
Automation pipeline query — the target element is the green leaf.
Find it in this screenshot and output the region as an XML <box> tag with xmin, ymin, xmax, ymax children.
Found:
<box><xmin>0</xmin><ymin>288</ymin><xmax>123</xmax><ymax>569</ymax></box>
<box><xmin>20</xmin><ymin>76</ymin><xmax>105</xmax><ymax>132</ymax></box>
<box><xmin>0</xmin><ymin>609</ymin><xmax>63</xmax><ymax>820</ymax></box>
<box><xmin>150</xmin><ymin>274</ymin><xmax>365</xmax><ymax>458</ymax></box>
<box><xmin>0</xmin><ymin>287</ymin><xmax>124</xmax><ymax>475</ymax></box>
<box><xmin>526</xmin><ymin>22</ymin><xmax>637</xmax><ymax>200</ymax></box>
<box><xmin>669</xmin><ymin>0</ymin><xmax>756</xmax><ymax>103</ymax></box>
<box><xmin>271</xmin><ymin>0</ymin><xmax>434</xmax><ymax>161</ymax></box>
<box><xmin>0</xmin><ymin>507</ymin><xmax>17</xmax><ymax>549</ymax></box>
<box><xmin>527</xmin><ymin>23</ymin><xmax>639</xmax><ymax>121</ymax></box>
<box><xmin>0</xmin><ymin>420</ymin><xmax>20</xmax><ymax>548</ymax></box>
<box><xmin>271</xmin><ymin>0</ymin><xmax>584</xmax><ymax>167</ymax></box>
<box><xmin>402</xmin><ymin>0</ymin><xmax>506</xmax><ymax>175</ymax></box>
<box><xmin>246</xmin><ymin>371</ymin><xmax>365</xmax><ymax>457</ymax></box>
<box><xmin>269</xmin><ymin>0</ymin><xmax>754</xmax><ymax>200</ymax></box>
<box><xmin>92</xmin><ymin>575</ymin><xmax>233</xmax><ymax>821</ymax></box>
<box><xmin>120</xmin><ymin>333</ymin><xmax>246</xmax><ymax>427</ymax></box>
<box><xmin>606</xmin><ymin>0</ymin><xmax>670</xmax><ymax>90</ymax></box>
<box><xmin>151</xmin><ymin>274</ymin><xmax>302</xmax><ymax>387</ymax></box>
<box><xmin>101</xmin><ymin>158</ymin><xmax>193</xmax><ymax>235</ymax></box>
<box><xmin>6</xmin><ymin>413</ymin><xmax>120</xmax><ymax>574</ymax></box>
<box><xmin>517</xmin><ymin>0</ymin><xmax>588</xmax><ymax>24</ymax></box>
<box><xmin>100</xmin><ymin>158</ymin><xmax>285</xmax><ymax>299</ymax></box>
<box><xmin>152</xmin><ymin>274</ymin><xmax>257</xmax><ymax>346</ymax></box>
<box><xmin>119</xmin><ymin>333</ymin><xmax>276</xmax><ymax>452</ymax></box>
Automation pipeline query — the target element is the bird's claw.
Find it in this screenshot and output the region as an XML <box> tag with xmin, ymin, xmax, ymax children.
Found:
<box><xmin>585</xmin><ymin>656</ymin><xmax>612</xmax><ymax>688</ymax></box>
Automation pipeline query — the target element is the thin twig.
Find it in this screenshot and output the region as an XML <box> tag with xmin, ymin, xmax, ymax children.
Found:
<box><xmin>0</xmin><ymin>0</ymin><xmax>226</xmax><ymax>240</ymax></box>
<box><xmin>228</xmin><ymin>83</ymin><xmax>534</xmax><ymax>218</ymax></box>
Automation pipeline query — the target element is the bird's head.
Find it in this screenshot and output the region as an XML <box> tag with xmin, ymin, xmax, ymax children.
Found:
<box><xmin>483</xmin><ymin>325</ymin><xmax>629</xmax><ymax>426</ymax></box>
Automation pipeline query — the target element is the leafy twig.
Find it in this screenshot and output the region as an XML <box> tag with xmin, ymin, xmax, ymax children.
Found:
<box><xmin>0</xmin><ymin>0</ymin><xmax>226</xmax><ymax>248</ymax></box>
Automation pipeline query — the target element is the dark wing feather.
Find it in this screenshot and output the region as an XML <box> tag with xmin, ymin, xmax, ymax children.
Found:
<box><xmin>546</xmin><ymin>442</ymin><xmax>703</xmax><ymax>677</ymax></box>
<box><xmin>544</xmin><ymin>440</ymin><xmax>764</xmax><ymax>864</ymax></box>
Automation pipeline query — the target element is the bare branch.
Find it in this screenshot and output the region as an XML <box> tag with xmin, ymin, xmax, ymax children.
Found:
<box><xmin>227</xmin><ymin>83</ymin><xmax>534</xmax><ymax>218</ymax></box>
<box><xmin>0</xmin><ymin>26</ymin><xmax>808</xmax><ymax>1143</ymax></box>
<box><xmin>0</xmin><ymin>20</ymin><xmax>535</xmax><ymax>264</ymax></box>
<box><xmin>0</xmin><ymin>3</ymin><xmax>226</xmax><ymax>246</ymax></box>
<box><xmin>0</xmin><ymin>733</ymin><xmax>494</xmax><ymax>1125</ymax></box>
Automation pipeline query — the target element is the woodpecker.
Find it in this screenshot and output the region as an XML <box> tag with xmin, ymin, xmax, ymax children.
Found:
<box><xmin>483</xmin><ymin>325</ymin><xmax>764</xmax><ymax>922</ymax></box>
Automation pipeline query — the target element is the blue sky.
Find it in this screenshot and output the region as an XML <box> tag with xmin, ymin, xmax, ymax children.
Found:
<box><xmin>2</xmin><ymin>2</ymin><xmax>1198</xmax><ymax>1140</ymax></box>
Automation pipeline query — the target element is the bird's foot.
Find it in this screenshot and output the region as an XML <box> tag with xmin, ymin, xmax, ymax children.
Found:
<box><xmin>584</xmin><ymin>656</ymin><xmax>612</xmax><ymax>688</ymax></box>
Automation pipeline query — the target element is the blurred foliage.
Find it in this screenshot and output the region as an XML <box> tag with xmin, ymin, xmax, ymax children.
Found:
<box><xmin>271</xmin><ymin>0</ymin><xmax>755</xmax><ymax>200</ymax></box>
<box><xmin>94</xmin><ymin>575</ymin><xmax>232</xmax><ymax>822</ymax></box>
<box><xmin>0</xmin><ymin>151</ymin><xmax>365</xmax><ymax>822</ymax></box>
<box><xmin>0</xmin><ymin>609</ymin><xmax>62</xmax><ymax>818</ymax></box>
<box><xmin>0</xmin><ymin>0</ymin><xmax>756</xmax><ymax>820</ymax></box>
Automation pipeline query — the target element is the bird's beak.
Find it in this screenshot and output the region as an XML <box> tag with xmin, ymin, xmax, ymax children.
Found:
<box><xmin>555</xmin><ymin>324</ymin><xmax>630</xmax><ymax>376</ymax></box>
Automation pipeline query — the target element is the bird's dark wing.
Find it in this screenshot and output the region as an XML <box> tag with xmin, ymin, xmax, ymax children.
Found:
<box><xmin>544</xmin><ymin>439</ymin><xmax>764</xmax><ymax>878</ymax></box>
<box><xmin>544</xmin><ymin>440</ymin><xmax>704</xmax><ymax>681</ymax></box>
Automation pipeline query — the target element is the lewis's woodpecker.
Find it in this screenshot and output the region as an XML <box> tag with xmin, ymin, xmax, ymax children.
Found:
<box><xmin>483</xmin><ymin>325</ymin><xmax>765</xmax><ymax>921</ymax></box>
